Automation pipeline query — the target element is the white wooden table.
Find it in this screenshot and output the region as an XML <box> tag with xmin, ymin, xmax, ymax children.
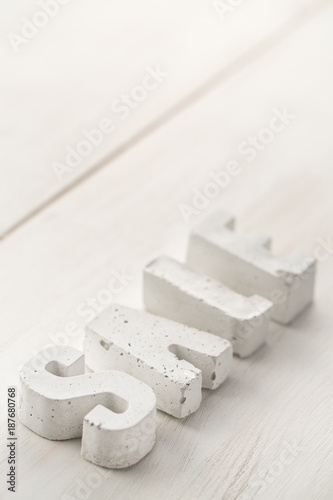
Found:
<box><xmin>1</xmin><ymin>1</ymin><xmax>333</xmax><ymax>499</ymax></box>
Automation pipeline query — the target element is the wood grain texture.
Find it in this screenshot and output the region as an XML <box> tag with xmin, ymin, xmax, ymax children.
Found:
<box><xmin>0</xmin><ymin>0</ymin><xmax>330</xmax><ymax>237</ymax></box>
<box><xmin>1</xmin><ymin>3</ymin><xmax>333</xmax><ymax>500</ymax></box>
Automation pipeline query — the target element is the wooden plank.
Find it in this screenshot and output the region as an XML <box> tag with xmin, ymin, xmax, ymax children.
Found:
<box><xmin>1</xmin><ymin>4</ymin><xmax>333</xmax><ymax>499</ymax></box>
<box><xmin>0</xmin><ymin>0</ymin><xmax>330</xmax><ymax>237</ymax></box>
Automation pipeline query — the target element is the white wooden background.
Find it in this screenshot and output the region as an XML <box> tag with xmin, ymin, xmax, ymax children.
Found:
<box><xmin>1</xmin><ymin>1</ymin><xmax>333</xmax><ymax>499</ymax></box>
